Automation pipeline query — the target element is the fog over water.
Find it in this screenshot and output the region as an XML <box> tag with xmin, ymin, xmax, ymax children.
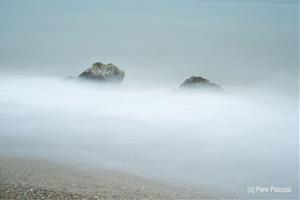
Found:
<box><xmin>0</xmin><ymin>0</ymin><xmax>299</xmax><ymax>199</ymax></box>
<box><xmin>0</xmin><ymin>0</ymin><xmax>298</xmax><ymax>95</ymax></box>
<box><xmin>0</xmin><ymin>76</ymin><xmax>298</xmax><ymax>198</ymax></box>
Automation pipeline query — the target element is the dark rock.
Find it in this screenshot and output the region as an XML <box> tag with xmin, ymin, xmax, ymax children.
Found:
<box><xmin>79</xmin><ymin>62</ymin><xmax>125</xmax><ymax>83</ymax></box>
<box><xmin>180</xmin><ymin>76</ymin><xmax>222</xmax><ymax>91</ymax></box>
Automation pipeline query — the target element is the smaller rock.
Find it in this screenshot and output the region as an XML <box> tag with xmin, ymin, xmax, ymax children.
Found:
<box><xmin>180</xmin><ymin>76</ymin><xmax>222</xmax><ymax>91</ymax></box>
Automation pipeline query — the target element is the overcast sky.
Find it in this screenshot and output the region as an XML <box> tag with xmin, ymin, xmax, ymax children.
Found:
<box><xmin>0</xmin><ymin>0</ymin><xmax>298</xmax><ymax>94</ymax></box>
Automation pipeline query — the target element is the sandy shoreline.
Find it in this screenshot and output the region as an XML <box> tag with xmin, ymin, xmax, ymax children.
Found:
<box><xmin>0</xmin><ymin>156</ymin><xmax>220</xmax><ymax>200</ymax></box>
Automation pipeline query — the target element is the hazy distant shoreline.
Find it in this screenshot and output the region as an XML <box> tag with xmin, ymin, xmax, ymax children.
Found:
<box><xmin>0</xmin><ymin>155</ymin><xmax>220</xmax><ymax>200</ymax></box>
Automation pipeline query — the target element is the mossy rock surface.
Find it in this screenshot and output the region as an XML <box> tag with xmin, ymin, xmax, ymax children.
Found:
<box><xmin>79</xmin><ymin>62</ymin><xmax>125</xmax><ymax>83</ymax></box>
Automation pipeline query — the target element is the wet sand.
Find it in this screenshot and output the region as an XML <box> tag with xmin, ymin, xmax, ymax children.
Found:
<box><xmin>0</xmin><ymin>156</ymin><xmax>220</xmax><ymax>200</ymax></box>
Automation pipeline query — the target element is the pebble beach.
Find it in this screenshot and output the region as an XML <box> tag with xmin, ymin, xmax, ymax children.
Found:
<box><xmin>0</xmin><ymin>156</ymin><xmax>215</xmax><ymax>200</ymax></box>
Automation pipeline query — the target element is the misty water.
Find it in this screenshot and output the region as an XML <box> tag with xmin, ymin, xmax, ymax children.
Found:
<box><xmin>0</xmin><ymin>0</ymin><xmax>299</xmax><ymax>198</ymax></box>
<box><xmin>0</xmin><ymin>75</ymin><xmax>298</xmax><ymax>198</ymax></box>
